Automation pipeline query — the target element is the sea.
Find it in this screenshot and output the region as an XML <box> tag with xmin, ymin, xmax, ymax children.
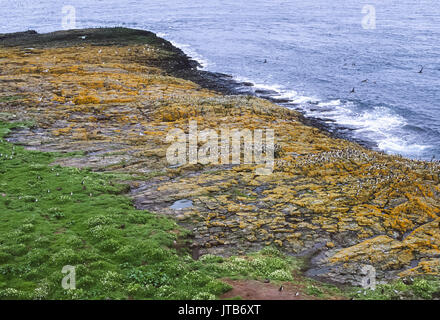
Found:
<box><xmin>1</xmin><ymin>0</ymin><xmax>439</xmax><ymax>159</ymax></box>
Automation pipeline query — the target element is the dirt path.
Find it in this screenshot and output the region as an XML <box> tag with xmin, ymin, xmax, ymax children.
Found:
<box><xmin>221</xmin><ymin>279</ymin><xmax>346</xmax><ymax>300</ymax></box>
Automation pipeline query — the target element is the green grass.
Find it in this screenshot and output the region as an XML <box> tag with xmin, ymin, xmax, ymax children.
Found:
<box><xmin>350</xmin><ymin>276</ymin><xmax>440</xmax><ymax>300</ymax></box>
<box><xmin>0</xmin><ymin>95</ymin><xmax>25</xmax><ymax>103</ymax></box>
<box><xmin>0</xmin><ymin>121</ymin><xmax>305</xmax><ymax>300</ymax></box>
<box><xmin>194</xmin><ymin>247</ymin><xmax>304</xmax><ymax>282</ymax></box>
<box><xmin>230</xmin><ymin>187</ymin><xmax>257</xmax><ymax>200</ymax></box>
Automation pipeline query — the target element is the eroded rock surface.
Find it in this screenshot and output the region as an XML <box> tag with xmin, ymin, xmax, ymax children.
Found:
<box><xmin>1</xmin><ymin>28</ymin><xmax>439</xmax><ymax>286</ymax></box>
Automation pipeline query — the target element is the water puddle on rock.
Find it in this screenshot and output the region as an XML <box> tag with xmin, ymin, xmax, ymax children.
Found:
<box><xmin>170</xmin><ymin>199</ymin><xmax>193</xmax><ymax>210</ymax></box>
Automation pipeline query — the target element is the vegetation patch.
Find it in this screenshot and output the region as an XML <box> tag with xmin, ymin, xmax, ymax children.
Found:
<box><xmin>350</xmin><ymin>276</ymin><xmax>440</xmax><ymax>300</ymax></box>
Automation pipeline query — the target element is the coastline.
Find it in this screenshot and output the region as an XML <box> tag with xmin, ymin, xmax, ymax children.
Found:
<box><xmin>0</xmin><ymin>28</ymin><xmax>383</xmax><ymax>152</ymax></box>
<box><xmin>163</xmin><ymin>40</ymin><xmax>379</xmax><ymax>152</ymax></box>
<box><xmin>1</xmin><ymin>28</ymin><xmax>440</xmax><ymax>297</ymax></box>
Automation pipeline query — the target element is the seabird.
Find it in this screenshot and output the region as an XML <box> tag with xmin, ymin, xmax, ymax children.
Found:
<box><xmin>350</xmin><ymin>87</ymin><xmax>355</xmax><ymax>93</ymax></box>
<box><xmin>418</xmin><ymin>65</ymin><xmax>424</xmax><ymax>73</ymax></box>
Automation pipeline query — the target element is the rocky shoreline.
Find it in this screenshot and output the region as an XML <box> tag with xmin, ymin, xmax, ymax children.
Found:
<box><xmin>1</xmin><ymin>28</ymin><xmax>439</xmax><ymax>287</ymax></box>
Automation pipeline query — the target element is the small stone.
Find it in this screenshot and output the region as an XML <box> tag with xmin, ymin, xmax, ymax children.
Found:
<box><xmin>326</xmin><ymin>241</ymin><xmax>335</xmax><ymax>248</ymax></box>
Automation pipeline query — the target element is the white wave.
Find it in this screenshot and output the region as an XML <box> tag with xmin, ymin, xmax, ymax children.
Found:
<box><xmin>317</xmin><ymin>100</ymin><xmax>341</xmax><ymax>107</ymax></box>
<box><xmin>289</xmin><ymin>95</ymin><xmax>318</xmax><ymax>104</ymax></box>
<box><xmin>378</xmin><ymin>137</ymin><xmax>429</xmax><ymax>155</ymax></box>
<box><xmin>233</xmin><ymin>76</ymin><xmax>283</xmax><ymax>93</ymax></box>
<box><xmin>305</xmin><ymin>102</ymin><xmax>431</xmax><ymax>156</ymax></box>
<box><xmin>168</xmin><ymin>40</ymin><xmax>209</xmax><ymax>69</ymax></box>
<box><xmin>232</xmin><ymin>76</ymin><xmax>319</xmax><ymax>105</ymax></box>
<box><xmin>331</xmin><ymin>106</ymin><xmax>405</xmax><ymax>131</ymax></box>
<box><xmin>263</xmin><ymin>87</ymin><xmax>318</xmax><ymax>104</ymax></box>
<box><xmin>254</xmin><ymin>83</ymin><xmax>283</xmax><ymax>92</ymax></box>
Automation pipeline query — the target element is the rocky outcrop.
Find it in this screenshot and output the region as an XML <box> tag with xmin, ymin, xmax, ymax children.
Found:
<box><xmin>1</xmin><ymin>28</ymin><xmax>439</xmax><ymax>286</ymax></box>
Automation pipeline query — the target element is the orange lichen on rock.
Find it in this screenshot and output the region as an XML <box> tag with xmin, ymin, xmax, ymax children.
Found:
<box><xmin>73</xmin><ymin>95</ymin><xmax>100</xmax><ymax>105</ymax></box>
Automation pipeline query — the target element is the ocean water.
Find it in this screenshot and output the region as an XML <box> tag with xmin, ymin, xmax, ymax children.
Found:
<box><xmin>1</xmin><ymin>0</ymin><xmax>439</xmax><ymax>159</ymax></box>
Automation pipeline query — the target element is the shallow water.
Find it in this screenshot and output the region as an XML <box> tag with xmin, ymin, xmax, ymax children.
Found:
<box><xmin>170</xmin><ymin>199</ymin><xmax>193</xmax><ymax>210</ymax></box>
<box><xmin>1</xmin><ymin>0</ymin><xmax>439</xmax><ymax>159</ymax></box>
